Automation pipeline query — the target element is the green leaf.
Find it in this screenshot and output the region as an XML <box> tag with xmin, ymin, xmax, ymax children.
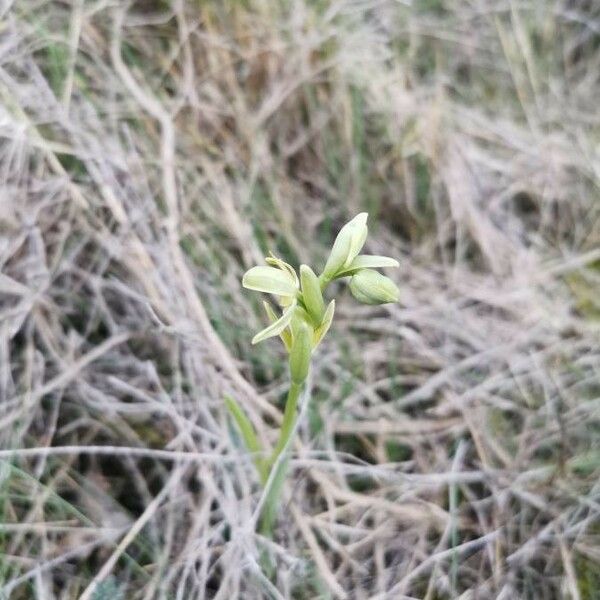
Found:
<box><xmin>242</xmin><ymin>266</ymin><xmax>298</xmax><ymax>297</ymax></box>
<box><xmin>252</xmin><ymin>302</ymin><xmax>296</xmax><ymax>344</ymax></box>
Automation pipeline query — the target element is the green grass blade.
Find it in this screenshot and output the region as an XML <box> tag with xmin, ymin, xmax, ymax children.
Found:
<box><xmin>224</xmin><ymin>395</ymin><xmax>267</xmax><ymax>482</ymax></box>
<box><xmin>259</xmin><ymin>456</ymin><xmax>290</xmax><ymax>537</ymax></box>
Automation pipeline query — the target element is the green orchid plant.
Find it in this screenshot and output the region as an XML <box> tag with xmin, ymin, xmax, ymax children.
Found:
<box><xmin>226</xmin><ymin>213</ymin><xmax>399</xmax><ymax>533</ymax></box>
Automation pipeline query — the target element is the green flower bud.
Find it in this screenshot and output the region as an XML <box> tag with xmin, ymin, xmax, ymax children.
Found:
<box><xmin>300</xmin><ymin>264</ymin><xmax>325</xmax><ymax>325</ymax></box>
<box><xmin>349</xmin><ymin>269</ymin><xmax>399</xmax><ymax>305</ymax></box>
<box><xmin>321</xmin><ymin>213</ymin><xmax>368</xmax><ymax>281</ymax></box>
<box><xmin>289</xmin><ymin>322</ymin><xmax>312</xmax><ymax>384</ymax></box>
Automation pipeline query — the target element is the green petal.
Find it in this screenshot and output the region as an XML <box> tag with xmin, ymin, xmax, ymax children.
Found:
<box><xmin>335</xmin><ymin>255</ymin><xmax>399</xmax><ymax>278</ymax></box>
<box><xmin>321</xmin><ymin>231</ymin><xmax>352</xmax><ymax>281</ymax></box>
<box><xmin>252</xmin><ymin>302</ymin><xmax>296</xmax><ymax>344</ymax></box>
<box><xmin>263</xmin><ymin>301</ymin><xmax>292</xmax><ymax>351</ymax></box>
<box><xmin>313</xmin><ymin>299</ymin><xmax>335</xmax><ymax>348</ymax></box>
<box><xmin>243</xmin><ymin>266</ymin><xmax>298</xmax><ymax>297</ymax></box>
<box><xmin>344</xmin><ymin>213</ymin><xmax>368</xmax><ymax>267</ymax></box>
<box><xmin>265</xmin><ymin>254</ymin><xmax>299</xmax><ymax>288</ymax></box>
<box><xmin>322</xmin><ymin>213</ymin><xmax>369</xmax><ymax>280</ymax></box>
<box><xmin>300</xmin><ymin>264</ymin><xmax>325</xmax><ymax>325</ymax></box>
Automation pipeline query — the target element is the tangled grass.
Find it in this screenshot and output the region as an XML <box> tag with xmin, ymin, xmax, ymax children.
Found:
<box><xmin>1</xmin><ymin>0</ymin><xmax>599</xmax><ymax>597</ymax></box>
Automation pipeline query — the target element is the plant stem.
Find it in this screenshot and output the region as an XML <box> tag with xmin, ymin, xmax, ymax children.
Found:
<box><xmin>259</xmin><ymin>379</ymin><xmax>305</xmax><ymax>535</ymax></box>
<box><xmin>318</xmin><ymin>274</ymin><xmax>330</xmax><ymax>292</ymax></box>
<box><xmin>269</xmin><ymin>381</ymin><xmax>302</xmax><ymax>468</ymax></box>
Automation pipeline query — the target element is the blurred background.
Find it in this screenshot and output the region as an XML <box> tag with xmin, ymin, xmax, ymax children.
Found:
<box><xmin>1</xmin><ymin>0</ymin><xmax>600</xmax><ymax>598</ymax></box>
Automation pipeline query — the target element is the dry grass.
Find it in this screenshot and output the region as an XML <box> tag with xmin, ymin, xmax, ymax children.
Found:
<box><xmin>1</xmin><ymin>0</ymin><xmax>600</xmax><ymax>598</ymax></box>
